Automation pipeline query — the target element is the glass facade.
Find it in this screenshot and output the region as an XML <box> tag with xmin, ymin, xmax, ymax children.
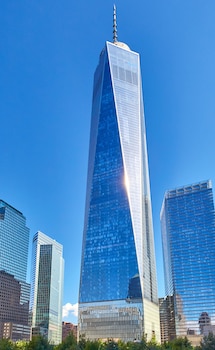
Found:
<box><xmin>0</xmin><ymin>200</ymin><xmax>30</xmax><ymax>340</ymax></box>
<box><xmin>161</xmin><ymin>180</ymin><xmax>215</xmax><ymax>338</ymax></box>
<box><xmin>30</xmin><ymin>231</ymin><xmax>64</xmax><ymax>345</ymax></box>
<box><xmin>79</xmin><ymin>41</ymin><xmax>160</xmax><ymax>342</ymax></box>
<box><xmin>0</xmin><ymin>200</ymin><xmax>29</xmax><ymax>281</ymax></box>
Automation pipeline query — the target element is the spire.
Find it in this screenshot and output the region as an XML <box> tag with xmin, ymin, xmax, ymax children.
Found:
<box><xmin>113</xmin><ymin>4</ymin><xmax>118</xmax><ymax>43</ymax></box>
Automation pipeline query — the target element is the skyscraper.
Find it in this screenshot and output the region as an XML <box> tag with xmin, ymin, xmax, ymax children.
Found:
<box><xmin>0</xmin><ymin>200</ymin><xmax>29</xmax><ymax>281</ymax></box>
<box><xmin>160</xmin><ymin>180</ymin><xmax>215</xmax><ymax>339</ymax></box>
<box><xmin>159</xmin><ymin>296</ymin><xmax>175</xmax><ymax>343</ymax></box>
<box><xmin>78</xmin><ymin>8</ymin><xmax>160</xmax><ymax>342</ymax></box>
<box><xmin>0</xmin><ymin>200</ymin><xmax>30</xmax><ymax>340</ymax></box>
<box><xmin>30</xmin><ymin>231</ymin><xmax>64</xmax><ymax>345</ymax></box>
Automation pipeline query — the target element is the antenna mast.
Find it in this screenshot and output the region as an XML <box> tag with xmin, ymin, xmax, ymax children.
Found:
<box><xmin>113</xmin><ymin>4</ymin><xmax>118</xmax><ymax>43</ymax></box>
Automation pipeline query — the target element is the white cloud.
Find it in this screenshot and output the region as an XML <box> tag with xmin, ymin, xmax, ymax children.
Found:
<box><xmin>63</xmin><ymin>302</ymin><xmax>78</xmax><ymax>319</ymax></box>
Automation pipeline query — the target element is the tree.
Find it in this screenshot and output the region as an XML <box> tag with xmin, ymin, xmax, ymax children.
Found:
<box><xmin>147</xmin><ymin>334</ymin><xmax>162</xmax><ymax>350</ymax></box>
<box><xmin>170</xmin><ymin>337</ymin><xmax>193</xmax><ymax>350</ymax></box>
<box><xmin>26</xmin><ymin>335</ymin><xmax>53</xmax><ymax>350</ymax></box>
<box><xmin>126</xmin><ymin>338</ymin><xmax>148</xmax><ymax>350</ymax></box>
<box><xmin>84</xmin><ymin>340</ymin><xmax>100</xmax><ymax>350</ymax></box>
<box><xmin>0</xmin><ymin>338</ymin><xmax>18</xmax><ymax>350</ymax></box>
<box><xmin>160</xmin><ymin>341</ymin><xmax>172</xmax><ymax>350</ymax></box>
<box><xmin>101</xmin><ymin>340</ymin><xmax>118</xmax><ymax>350</ymax></box>
<box><xmin>16</xmin><ymin>340</ymin><xmax>28</xmax><ymax>350</ymax></box>
<box><xmin>78</xmin><ymin>336</ymin><xmax>86</xmax><ymax>350</ymax></box>
<box><xmin>56</xmin><ymin>332</ymin><xmax>78</xmax><ymax>350</ymax></box>
<box><xmin>117</xmin><ymin>340</ymin><xmax>128</xmax><ymax>350</ymax></box>
<box><xmin>198</xmin><ymin>332</ymin><xmax>215</xmax><ymax>350</ymax></box>
<box><xmin>78</xmin><ymin>336</ymin><xmax>102</xmax><ymax>350</ymax></box>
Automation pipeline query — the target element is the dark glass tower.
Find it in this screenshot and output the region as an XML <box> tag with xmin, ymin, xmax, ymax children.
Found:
<box><xmin>0</xmin><ymin>200</ymin><xmax>29</xmax><ymax>281</ymax></box>
<box><xmin>0</xmin><ymin>200</ymin><xmax>30</xmax><ymax>340</ymax></box>
<box><xmin>161</xmin><ymin>180</ymin><xmax>215</xmax><ymax>338</ymax></box>
<box><xmin>78</xmin><ymin>10</ymin><xmax>160</xmax><ymax>342</ymax></box>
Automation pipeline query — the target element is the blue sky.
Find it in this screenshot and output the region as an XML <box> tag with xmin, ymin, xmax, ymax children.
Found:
<box><xmin>1</xmin><ymin>1</ymin><xmax>215</xmax><ymax>324</ymax></box>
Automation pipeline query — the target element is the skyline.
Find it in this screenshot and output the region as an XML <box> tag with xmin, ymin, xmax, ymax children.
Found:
<box><xmin>1</xmin><ymin>1</ymin><xmax>215</xmax><ymax>324</ymax></box>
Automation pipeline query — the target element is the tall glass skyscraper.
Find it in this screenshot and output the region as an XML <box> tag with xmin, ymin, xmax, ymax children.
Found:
<box><xmin>78</xmin><ymin>9</ymin><xmax>160</xmax><ymax>342</ymax></box>
<box><xmin>30</xmin><ymin>231</ymin><xmax>64</xmax><ymax>345</ymax></box>
<box><xmin>161</xmin><ymin>180</ymin><xmax>215</xmax><ymax>338</ymax></box>
<box><xmin>0</xmin><ymin>200</ymin><xmax>29</xmax><ymax>281</ymax></box>
<box><xmin>0</xmin><ymin>200</ymin><xmax>30</xmax><ymax>340</ymax></box>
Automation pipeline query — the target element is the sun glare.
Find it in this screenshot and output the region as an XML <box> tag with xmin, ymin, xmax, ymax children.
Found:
<box><xmin>124</xmin><ymin>173</ymin><xmax>130</xmax><ymax>193</ymax></box>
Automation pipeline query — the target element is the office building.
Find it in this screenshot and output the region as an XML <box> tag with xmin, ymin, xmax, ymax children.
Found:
<box><xmin>159</xmin><ymin>296</ymin><xmax>175</xmax><ymax>343</ymax></box>
<box><xmin>0</xmin><ymin>271</ymin><xmax>30</xmax><ymax>341</ymax></box>
<box><xmin>62</xmin><ymin>322</ymin><xmax>77</xmax><ymax>341</ymax></box>
<box><xmin>0</xmin><ymin>200</ymin><xmax>29</xmax><ymax>281</ymax></box>
<box><xmin>0</xmin><ymin>200</ymin><xmax>30</xmax><ymax>340</ymax></box>
<box><xmin>78</xmin><ymin>7</ymin><xmax>160</xmax><ymax>342</ymax></box>
<box><xmin>161</xmin><ymin>180</ymin><xmax>215</xmax><ymax>339</ymax></box>
<box><xmin>30</xmin><ymin>231</ymin><xmax>64</xmax><ymax>345</ymax></box>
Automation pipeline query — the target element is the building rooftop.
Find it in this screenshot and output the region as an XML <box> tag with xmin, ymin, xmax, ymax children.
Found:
<box><xmin>165</xmin><ymin>180</ymin><xmax>212</xmax><ymax>199</ymax></box>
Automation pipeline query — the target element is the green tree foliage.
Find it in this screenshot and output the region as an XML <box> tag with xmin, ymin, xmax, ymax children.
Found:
<box><xmin>8</xmin><ymin>334</ymin><xmax>209</xmax><ymax>350</ymax></box>
<box><xmin>84</xmin><ymin>340</ymin><xmax>100</xmax><ymax>350</ymax></box>
<box><xmin>117</xmin><ymin>340</ymin><xmax>129</xmax><ymax>350</ymax></box>
<box><xmin>169</xmin><ymin>337</ymin><xmax>193</xmax><ymax>350</ymax></box>
<box><xmin>125</xmin><ymin>336</ymin><xmax>148</xmax><ymax>350</ymax></box>
<box><xmin>56</xmin><ymin>332</ymin><xmax>78</xmax><ymax>350</ymax></box>
<box><xmin>147</xmin><ymin>341</ymin><xmax>162</xmax><ymax>350</ymax></box>
<box><xmin>0</xmin><ymin>338</ymin><xmax>18</xmax><ymax>350</ymax></box>
<box><xmin>160</xmin><ymin>341</ymin><xmax>172</xmax><ymax>350</ymax></box>
<box><xmin>105</xmin><ymin>340</ymin><xmax>118</xmax><ymax>350</ymax></box>
<box><xmin>147</xmin><ymin>334</ymin><xmax>162</xmax><ymax>350</ymax></box>
<box><xmin>78</xmin><ymin>336</ymin><xmax>86</xmax><ymax>350</ymax></box>
<box><xmin>25</xmin><ymin>335</ymin><xmax>53</xmax><ymax>350</ymax></box>
<box><xmin>16</xmin><ymin>340</ymin><xmax>28</xmax><ymax>350</ymax></box>
<box><xmin>198</xmin><ymin>332</ymin><xmax>215</xmax><ymax>350</ymax></box>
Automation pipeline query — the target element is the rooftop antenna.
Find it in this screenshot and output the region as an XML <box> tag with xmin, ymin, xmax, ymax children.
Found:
<box><xmin>113</xmin><ymin>4</ymin><xmax>118</xmax><ymax>43</ymax></box>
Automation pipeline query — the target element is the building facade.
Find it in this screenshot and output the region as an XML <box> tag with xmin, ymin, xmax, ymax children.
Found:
<box><xmin>30</xmin><ymin>231</ymin><xmax>64</xmax><ymax>345</ymax></box>
<box><xmin>0</xmin><ymin>200</ymin><xmax>30</xmax><ymax>340</ymax></box>
<box><xmin>0</xmin><ymin>271</ymin><xmax>30</xmax><ymax>341</ymax></box>
<box><xmin>160</xmin><ymin>180</ymin><xmax>215</xmax><ymax>338</ymax></box>
<box><xmin>159</xmin><ymin>296</ymin><xmax>175</xmax><ymax>343</ymax></box>
<box><xmin>78</xmin><ymin>10</ymin><xmax>160</xmax><ymax>342</ymax></box>
<box><xmin>62</xmin><ymin>322</ymin><xmax>77</xmax><ymax>341</ymax></box>
<box><xmin>0</xmin><ymin>200</ymin><xmax>29</xmax><ymax>281</ymax></box>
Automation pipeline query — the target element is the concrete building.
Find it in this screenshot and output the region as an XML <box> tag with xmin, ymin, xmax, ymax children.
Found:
<box><xmin>62</xmin><ymin>322</ymin><xmax>77</xmax><ymax>341</ymax></box>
